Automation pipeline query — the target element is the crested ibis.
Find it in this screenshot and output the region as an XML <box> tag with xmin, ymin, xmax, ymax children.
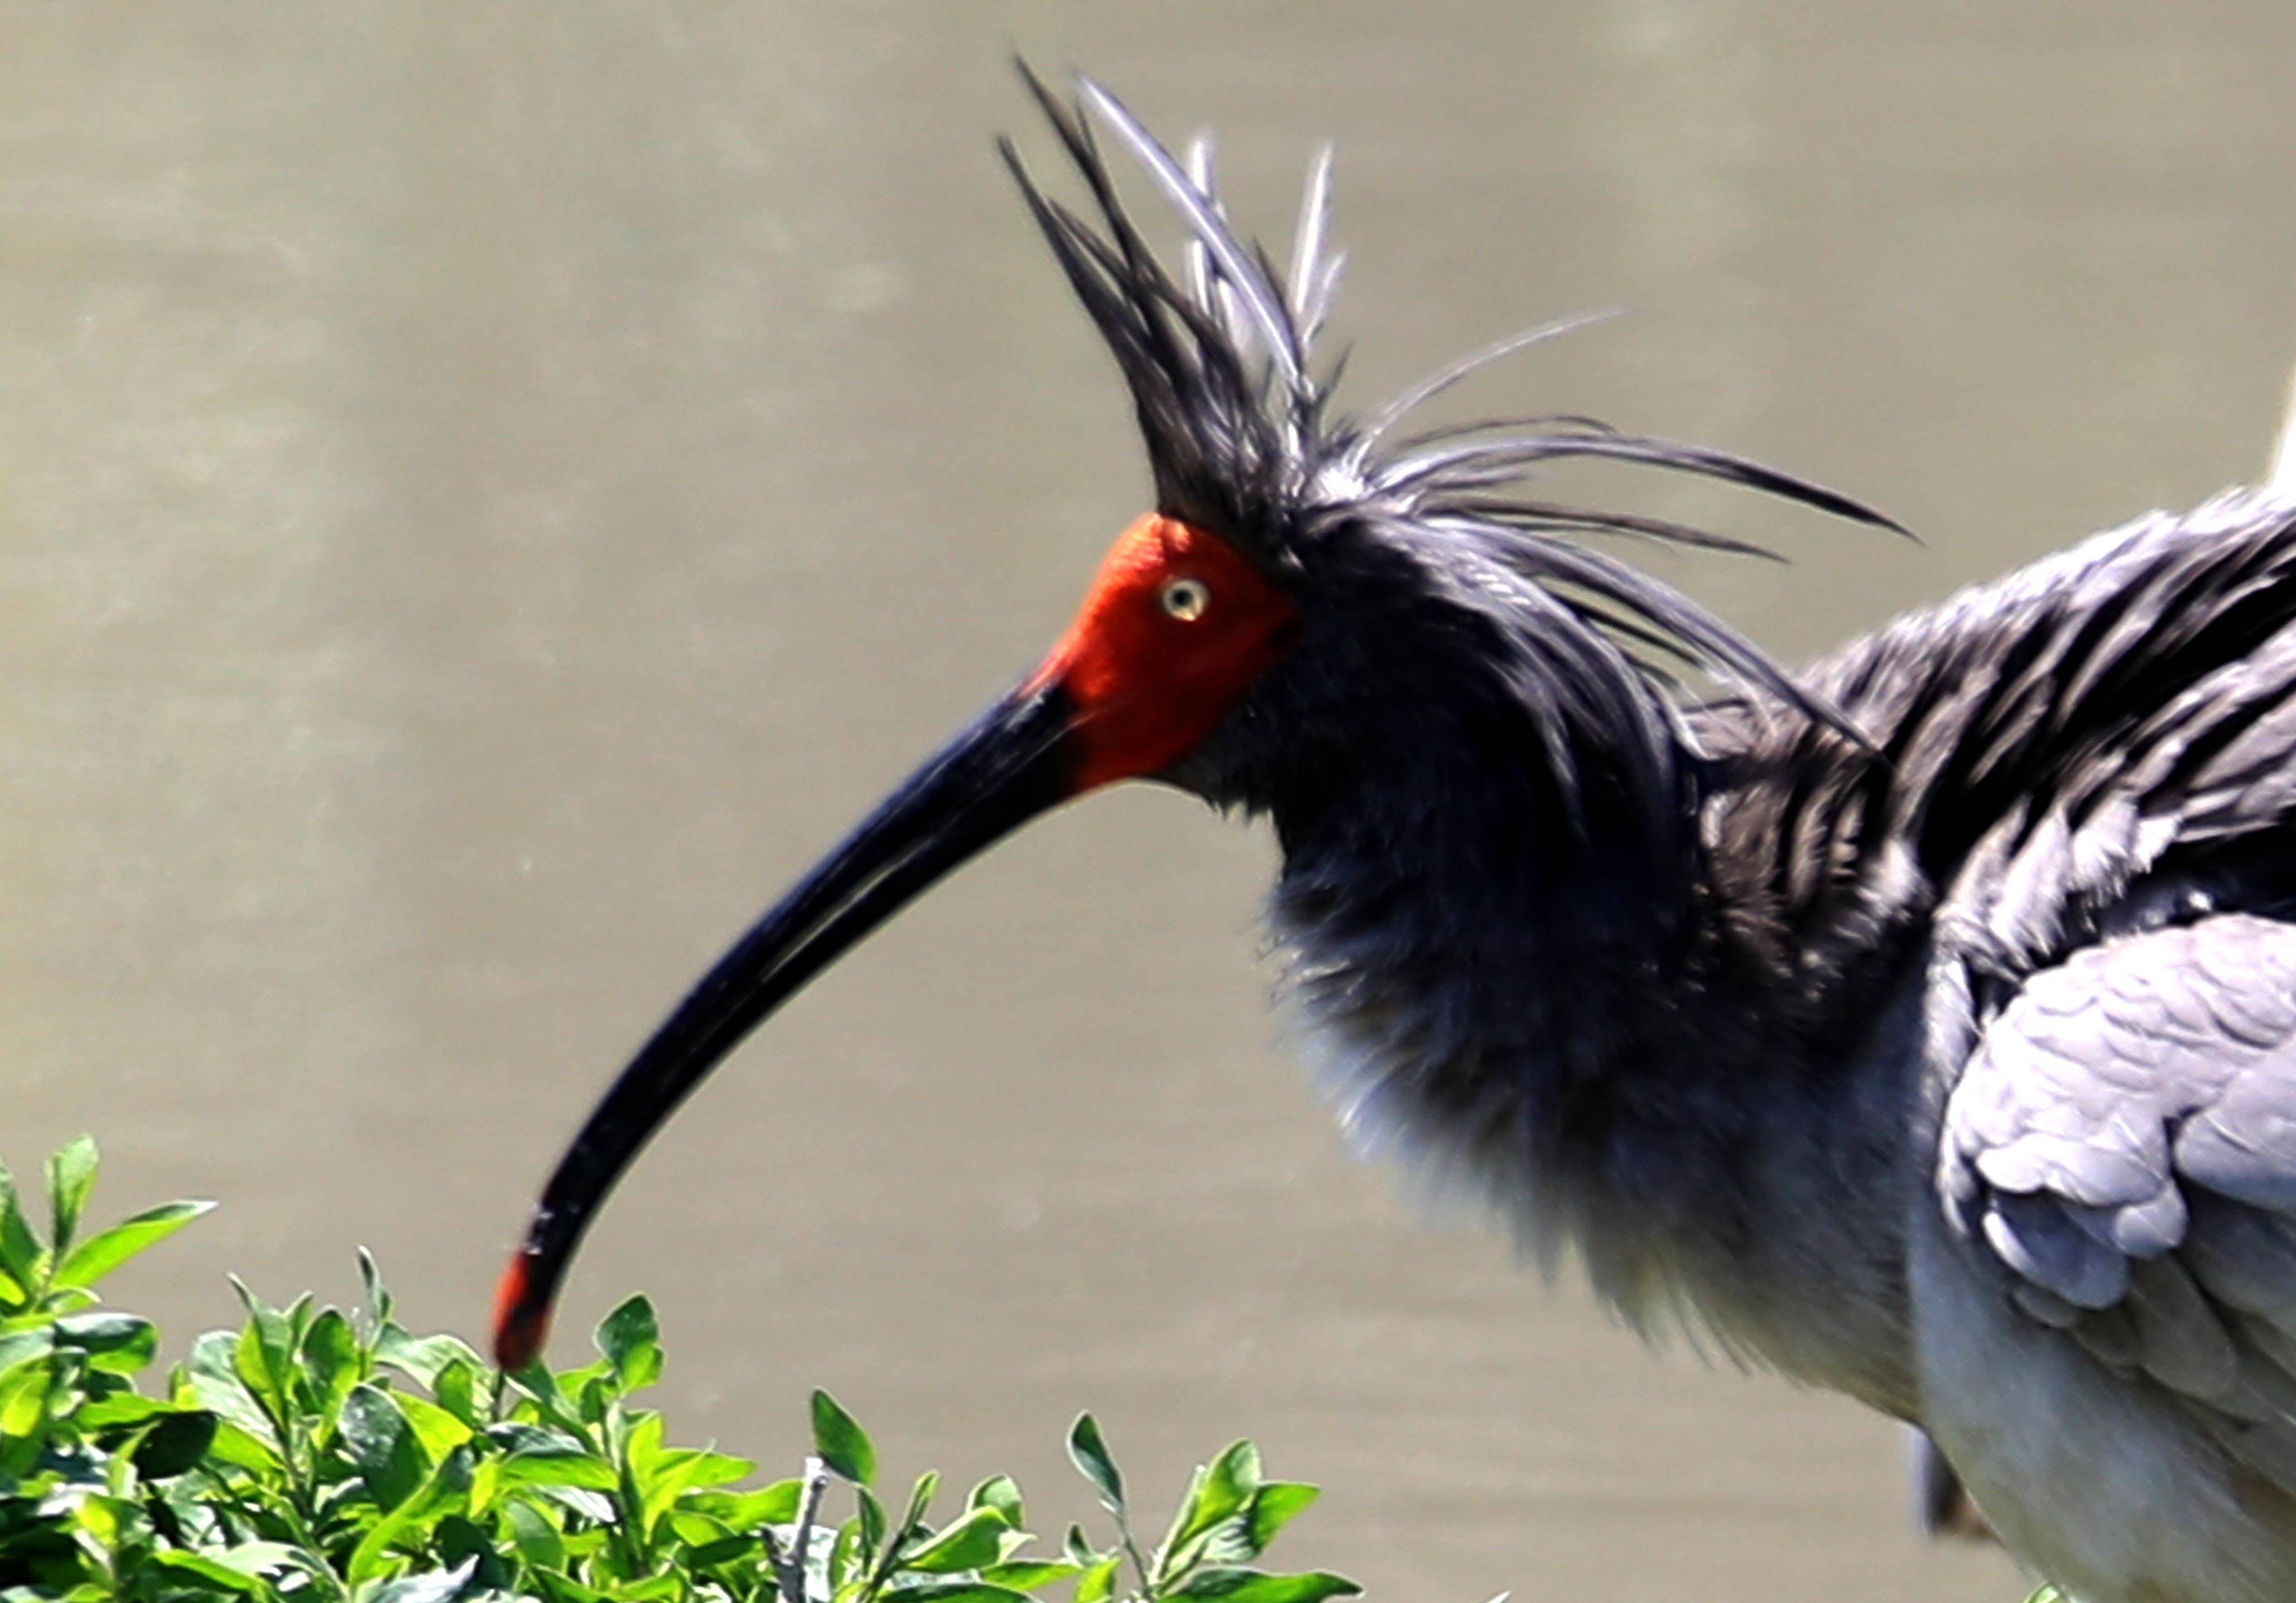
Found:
<box><xmin>497</xmin><ymin>69</ymin><xmax>2296</xmax><ymax>1603</ymax></box>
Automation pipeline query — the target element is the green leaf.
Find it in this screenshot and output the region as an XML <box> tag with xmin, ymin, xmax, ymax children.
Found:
<box><xmin>899</xmin><ymin>1468</ymin><xmax>941</xmax><ymax>1541</ymax></box>
<box><xmin>0</xmin><ymin>1361</ymin><xmax>49</xmax><ymax>1437</ymax></box>
<box><xmin>528</xmin><ymin>1566</ymin><xmax>613</xmax><ymax>1603</ymax></box>
<box><xmin>572</xmin><ymin>1369</ymin><xmax>613</xmax><ymax>1429</ymax></box>
<box><xmin>30</xmin><ymin>1285</ymin><xmax>98</xmax><ymax>1319</ymax></box>
<box><xmin>373</xmin><ymin>1326</ymin><xmax>483</xmax><ymax>1391</ymax></box>
<box><xmin>667</xmin><ymin>1505</ymin><xmax>738</xmax><ymax>1540</ymax></box>
<box><xmin>685</xmin><ymin>1479</ymin><xmax>801</xmax><ymax>1528</ymax></box>
<box><xmin>1168</xmin><ymin>1569</ymin><xmax>1360</xmax><ymax>1603</ymax></box>
<box><xmin>53</xmin><ymin>1311</ymin><xmax>157</xmax><ymax>1373</ymax></box>
<box><xmin>358</xmin><ymin>1245</ymin><xmax>393</xmax><ymax>1326</ymax></box>
<box><xmin>529</xmin><ymin>1482</ymin><xmax>613</xmax><ymax>1528</ymax></box>
<box><xmin>347</xmin><ymin>1444</ymin><xmax>475</xmax><ymax>1584</ymax></box>
<box><xmin>0</xmin><ymin>1326</ymin><xmax>53</xmax><ymax>1380</ymax></box>
<box><xmin>1243</xmin><ymin>1484</ymin><xmax>1318</xmax><ymax>1555</ymax></box>
<box><xmin>968</xmin><ymin>1475</ymin><xmax>1022</xmax><ymax>1527</ymax></box>
<box><xmin>900</xmin><ymin>1507</ymin><xmax>1014</xmax><ymax>1574</ymax></box>
<box><xmin>504</xmin><ymin>1499</ymin><xmax>565</xmax><ymax>1570</ymax></box>
<box><xmin>633</xmin><ymin>1445</ymin><xmax>752</xmax><ymax>1540</ymax></box>
<box><xmin>211</xmin><ymin>1541</ymin><xmax>305</xmax><ymax>1580</ymax></box>
<box><xmin>753</xmin><ymin>1477</ymin><xmax>808</xmax><ymax>1522</ymax></box>
<box><xmin>51</xmin><ymin>1200</ymin><xmax>213</xmax><ymax>1290</ymax></box>
<box><xmin>356</xmin><ymin>1557</ymin><xmax>478</xmax><ymax>1603</ymax></box>
<box><xmin>829</xmin><ymin>1515</ymin><xmax>865</xmax><ymax>1592</ymax></box>
<box><xmin>494</xmin><ymin>1448</ymin><xmax>615</xmax><ymax>1494</ymax></box>
<box><xmin>433</xmin><ymin>1513</ymin><xmax>511</xmax><ymax>1594</ymax></box>
<box><xmin>232</xmin><ymin>1290</ymin><xmax>296</xmax><ymax>1423</ymax></box>
<box><xmin>1202</xmin><ymin>1442</ymin><xmax>1260</xmax><ymax>1520</ymax></box>
<box><xmin>468</xmin><ymin>1451</ymin><xmax>502</xmax><ymax>1519</ymax></box>
<box><xmin>0</xmin><ymin>1166</ymin><xmax>47</xmax><ymax>1298</ymax></box>
<box><xmin>1196</xmin><ymin>1520</ymin><xmax>1260</xmax><ymax>1569</ymax></box>
<box><xmin>79</xmin><ymin>1389</ymin><xmax>167</xmax><ymax>1429</ymax></box>
<box><xmin>146</xmin><ymin>1550</ymin><xmax>266</xmax><ymax>1596</ymax></box>
<box><xmin>979</xmin><ymin>1562</ymin><xmax>1084</xmax><ymax>1590</ymax></box>
<box><xmin>205</xmin><ymin>1416</ymin><xmax>284</xmax><ymax>1473</ymax></box>
<box><xmin>397</xmin><ymin>1391</ymin><xmax>475</xmax><ymax>1462</ymax></box>
<box><xmin>811</xmin><ymin>1388</ymin><xmax>876</xmax><ymax>1484</ymax></box>
<box><xmin>622</xmin><ymin>1404</ymin><xmax>668</xmax><ymax>1478</ymax></box>
<box><xmin>342</xmin><ymin>1384</ymin><xmax>428</xmax><ymax>1511</ymax></box>
<box><xmin>594</xmin><ymin>1295</ymin><xmax>663</xmax><ymax>1391</ymax></box>
<box><xmin>188</xmin><ymin>1330</ymin><xmax>278</xmax><ymax>1447</ymax></box>
<box><xmin>1075</xmin><ymin>1556</ymin><xmax>1121</xmax><ymax>1603</ymax></box>
<box><xmin>684</xmin><ymin>1530</ymin><xmax>761</xmax><ymax>1571</ymax></box>
<box><xmin>877</xmin><ymin>1583</ymin><xmax>1036</xmax><ymax>1603</ymax></box>
<box><xmin>45</xmin><ymin>1138</ymin><xmax>98</xmax><ymax>1258</ymax></box>
<box><xmin>1161</xmin><ymin>1441</ymin><xmax>1261</xmax><ymax>1569</ymax></box>
<box><xmin>71</xmin><ymin>1490</ymin><xmax>137</xmax><ymax>1552</ymax></box>
<box><xmin>486</xmin><ymin>1422</ymin><xmax>619</xmax><ymax>1492</ymax></box>
<box><xmin>1066</xmin><ymin>1414</ymin><xmax>1124</xmax><ymax>1516</ymax></box>
<box><xmin>433</xmin><ymin>1357</ymin><xmax>482</xmax><ymax>1427</ymax></box>
<box><xmin>680</xmin><ymin>1450</ymin><xmax>754</xmax><ymax>1490</ymax></box>
<box><xmin>129</xmin><ymin>1408</ymin><xmax>218</xmax><ymax>1478</ymax></box>
<box><xmin>300</xmin><ymin>1306</ymin><xmax>362</xmax><ymax>1420</ymax></box>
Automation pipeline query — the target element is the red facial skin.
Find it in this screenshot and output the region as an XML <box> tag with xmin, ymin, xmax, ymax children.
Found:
<box><xmin>1033</xmin><ymin>514</ymin><xmax>1297</xmax><ymax>790</ymax></box>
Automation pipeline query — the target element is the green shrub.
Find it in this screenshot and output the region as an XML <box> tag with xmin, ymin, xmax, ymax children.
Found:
<box><xmin>0</xmin><ymin>1139</ymin><xmax>1356</xmax><ymax>1603</ymax></box>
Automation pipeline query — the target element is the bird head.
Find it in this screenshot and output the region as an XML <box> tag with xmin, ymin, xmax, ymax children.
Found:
<box><xmin>491</xmin><ymin>67</ymin><xmax>1894</xmax><ymax>1369</ymax></box>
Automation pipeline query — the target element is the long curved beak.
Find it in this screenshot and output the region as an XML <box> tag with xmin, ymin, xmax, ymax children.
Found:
<box><xmin>493</xmin><ymin>681</ymin><xmax>1081</xmax><ymax>1368</ymax></box>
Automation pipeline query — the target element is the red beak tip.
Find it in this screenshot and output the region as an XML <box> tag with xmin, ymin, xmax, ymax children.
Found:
<box><xmin>490</xmin><ymin>1257</ymin><xmax>552</xmax><ymax>1372</ymax></box>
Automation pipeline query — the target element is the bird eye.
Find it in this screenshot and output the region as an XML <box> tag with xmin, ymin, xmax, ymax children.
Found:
<box><xmin>1159</xmin><ymin>577</ymin><xmax>1212</xmax><ymax>622</ymax></box>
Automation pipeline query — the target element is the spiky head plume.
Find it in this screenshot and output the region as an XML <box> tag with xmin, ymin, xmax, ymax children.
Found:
<box><xmin>1000</xmin><ymin>66</ymin><xmax>1898</xmax><ymax>724</ymax></box>
<box><xmin>1000</xmin><ymin>68</ymin><xmax>1902</xmax><ymax>936</ymax></box>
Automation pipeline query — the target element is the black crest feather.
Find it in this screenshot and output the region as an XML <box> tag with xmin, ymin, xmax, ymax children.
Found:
<box><xmin>999</xmin><ymin>64</ymin><xmax>1902</xmax><ymax>747</ymax></box>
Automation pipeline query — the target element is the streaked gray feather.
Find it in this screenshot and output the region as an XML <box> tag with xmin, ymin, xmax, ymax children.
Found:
<box><xmin>1938</xmin><ymin>914</ymin><xmax>2296</xmax><ymax>1480</ymax></box>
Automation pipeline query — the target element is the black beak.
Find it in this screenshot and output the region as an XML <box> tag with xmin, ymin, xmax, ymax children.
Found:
<box><xmin>494</xmin><ymin>681</ymin><xmax>1080</xmax><ymax>1367</ymax></box>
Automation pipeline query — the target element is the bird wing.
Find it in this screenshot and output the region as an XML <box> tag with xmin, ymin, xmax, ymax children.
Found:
<box><xmin>1936</xmin><ymin>911</ymin><xmax>2296</xmax><ymax>1486</ymax></box>
<box><xmin>1713</xmin><ymin>489</ymin><xmax>2296</xmax><ymax>1477</ymax></box>
<box><xmin>1701</xmin><ymin>487</ymin><xmax>2296</xmax><ymax>1051</ymax></box>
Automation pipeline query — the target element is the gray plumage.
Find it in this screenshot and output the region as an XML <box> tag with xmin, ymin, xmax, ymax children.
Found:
<box><xmin>1000</xmin><ymin>74</ymin><xmax>2296</xmax><ymax>1602</ymax></box>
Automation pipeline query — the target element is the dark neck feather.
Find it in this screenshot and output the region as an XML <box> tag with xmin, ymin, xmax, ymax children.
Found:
<box><xmin>1262</xmin><ymin>679</ymin><xmax>1925</xmax><ymax>1395</ymax></box>
<box><xmin>1264</xmin><ymin>662</ymin><xmax>1721</xmax><ymax>1182</ymax></box>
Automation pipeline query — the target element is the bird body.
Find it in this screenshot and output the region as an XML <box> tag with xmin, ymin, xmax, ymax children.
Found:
<box><xmin>1286</xmin><ymin>484</ymin><xmax>2296</xmax><ymax>1600</ymax></box>
<box><xmin>498</xmin><ymin>73</ymin><xmax>2296</xmax><ymax>1602</ymax></box>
